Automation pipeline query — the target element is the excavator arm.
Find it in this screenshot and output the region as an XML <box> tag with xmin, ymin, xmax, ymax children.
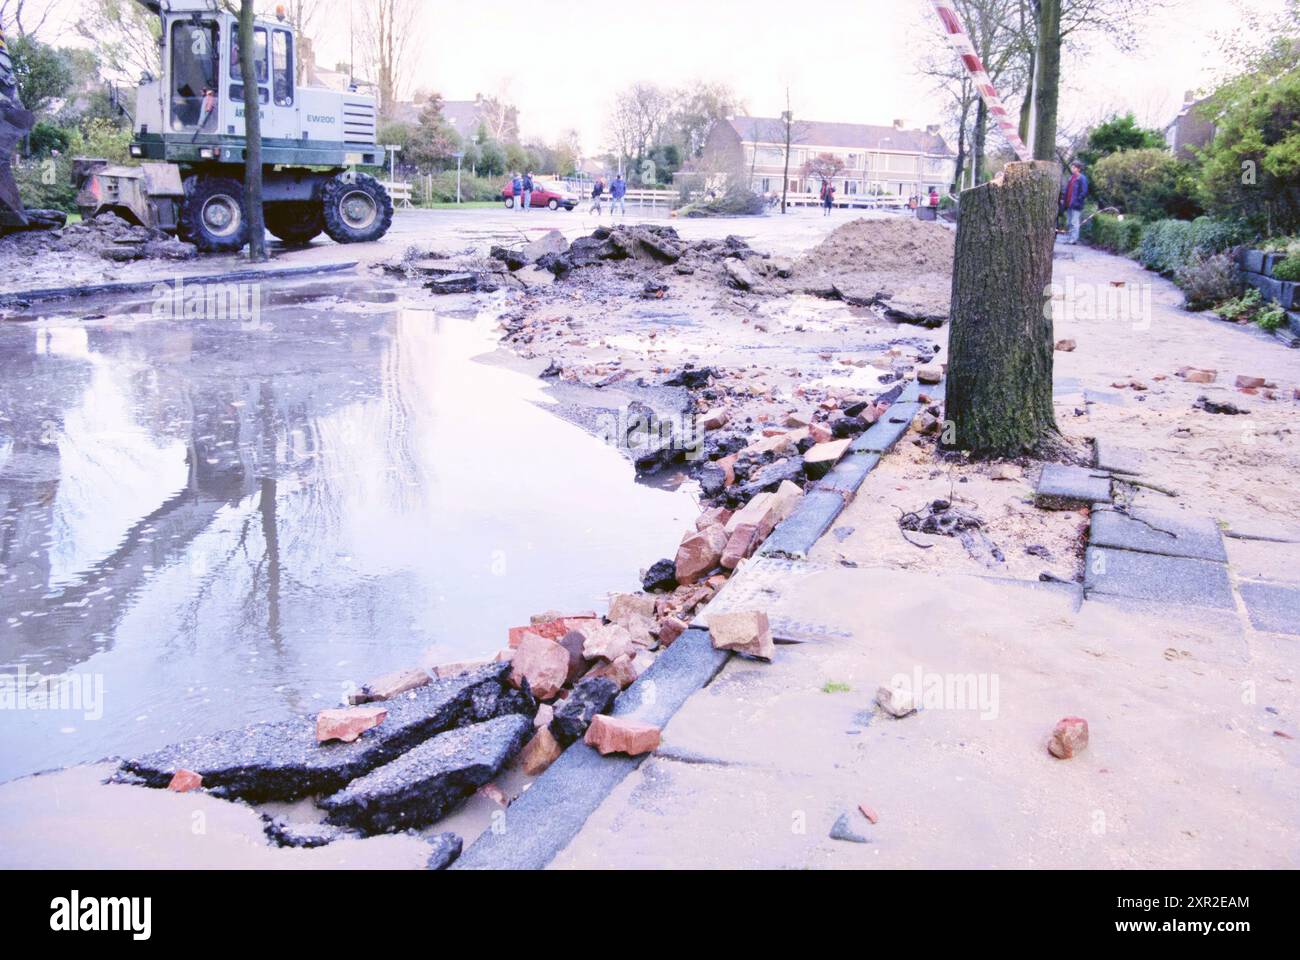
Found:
<box><xmin>0</xmin><ymin>24</ymin><xmax>35</xmax><ymax>230</ymax></box>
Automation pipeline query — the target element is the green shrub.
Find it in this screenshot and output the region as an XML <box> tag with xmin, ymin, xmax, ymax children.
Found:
<box><xmin>1216</xmin><ymin>288</ymin><xmax>1262</xmax><ymax>321</ymax></box>
<box><xmin>412</xmin><ymin>172</ymin><xmax>507</xmax><ymax>204</ymax></box>
<box><xmin>15</xmin><ymin>155</ymin><xmax>77</xmax><ymax>213</ymax></box>
<box><xmin>1272</xmin><ymin>255</ymin><xmax>1300</xmax><ymax>281</ymax></box>
<box><xmin>1138</xmin><ymin>220</ymin><xmax>1195</xmax><ymax>273</ymax></box>
<box><xmin>1175</xmin><ymin>252</ymin><xmax>1243</xmax><ymax>310</ymax></box>
<box><xmin>1256</xmin><ymin>304</ymin><xmax>1287</xmax><ymax>331</ymax></box>
<box><xmin>1138</xmin><ymin>217</ymin><xmax>1242</xmax><ymax>275</ymax></box>
<box><xmin>1092</xmin><ymin>148</ymin><xmax>1202</xmax><ymax>221</ymax></box>
<box><xmin>1199</xmin><ymin>67</ymin><xmax>1300</xmax><ymax>236</ymax></box>
<box><xmin>1086</xmin><ymin>212</ymin><xmax>1144</xmax><ymax>253</ymax></box>
<box><xmin>1212</xmin><ymin>287</ymin><xmax>1286</xmax><ymax>333</ymax></box>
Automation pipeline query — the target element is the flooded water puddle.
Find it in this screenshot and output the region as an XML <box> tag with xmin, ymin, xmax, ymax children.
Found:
<box><xmin>0</xmin><ymin>275</ymin><xmax>698</xmax><ymax>781</ymax></box>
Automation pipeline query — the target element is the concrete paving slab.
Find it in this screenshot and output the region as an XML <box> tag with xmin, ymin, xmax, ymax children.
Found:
<box><xmin>1093</xmin><ymin>439</ymin><xmax>1146</xmax><ymax>475</ymax></box>
<box><xmin>1036</xmin><ymin>464</ymin><xmax>1113</xmax><ymax>509</ymax></box>
<box><xmin>814</xmin><ymin>452</ymin><xmax>881</xmax><ymax>498</ymax></box>
<box><xmin>1090</xmin><ymin>507</ymin><xmax>1228</xmax><ymax>563</ymax></box>
<box><xmin>1238</xmin><ymin>581</ymin><xmax>1300</xmax><ymax>635</ymax></box>
<box><xmin>849</xmin><ymin>402</ymin><xmax>922</xmax><ymax>454</ymax></box>
<box><xmin>1224</xmin><ymin>519</ymin><xmax>1300</xmax><ymax>544</ymax></box>
<box><xmin>1084</xmin><ymin>389</ymin><xmax>1126</xmax><ymax>406</ymax></box>
<box><xmin>1226</xmin><ymin>538</ymin><xmax>1300</xmax><ymax>585</ymax></box>
<box><xmin>1084</xmin><ymin>546</ymin><xmax>1235</xmax><ymax>609</ymax></box>
<box><xmin>452</xmin><ymin>627</ymin><xmax>729</xmax><ymax>869</ymax></box>
<box><xmin>760</xmin><ymin>489</ymin><xmax>849</xmax><ymax>560</ymax></box>
<box><xmin>1076</xmin><ymin>595</ymin><xmax>1248</xmax><ymax>665</ymax></box>
<box><xmin>693</xmin><ymin>557</ymin><xmax>857</xmax><ymax>643</ymax></box>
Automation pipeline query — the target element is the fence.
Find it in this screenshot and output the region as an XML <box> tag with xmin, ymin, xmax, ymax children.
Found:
<box><xmin>381</xmin><ymin>181</ymin><xmax>413</xmax><ymax>208</ymax></box>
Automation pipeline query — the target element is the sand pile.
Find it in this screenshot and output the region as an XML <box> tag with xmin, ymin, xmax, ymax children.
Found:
<box><xmin>793</xmin><ymin>217</ymin><xmax>956</xmax><ymax>327</ymax></box>
<box><xmin>800</xmin><ymin>217</ymin><xmax>955</xmax><ymax>276</ymax></box>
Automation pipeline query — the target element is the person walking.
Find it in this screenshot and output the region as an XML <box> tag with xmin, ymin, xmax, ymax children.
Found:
<box><xmin>510</xmin><ymin>171</ymin><xmax>523</xmax><ymax>209</ymax></box>
<box><xmin>590</xmin><ymin>177</ymin><xmax>605</xmax><ymax>216</ymax></box>
<box><xmin>929</xmin><ymin>187</ymin><xmax>940</xmax><ymax>207</ymax></box>
<box><xmin>610</xmin><ymin>172</ymin><xmax>627</xmax><ymax>217</ymax></box>
<box><xmin>821</xmin><ymin>179</ymin><xmax>835</xmax><ymax>216</ymax></box>
<box><xmin>1059</xmin><ymin>161</ymin><xmax>1089</xmax><ymax>244</ymax></box>
<box><xmin>520</xmin><ymin>170</ymin><xmax>534</xmax><ymax>213</ymax></box>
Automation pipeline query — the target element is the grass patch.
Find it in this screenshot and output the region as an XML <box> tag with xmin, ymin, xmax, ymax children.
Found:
<box><xmin>821</xmin><ymin>681</ymin><xmax>852</xmax><ymax>694</ymax></box>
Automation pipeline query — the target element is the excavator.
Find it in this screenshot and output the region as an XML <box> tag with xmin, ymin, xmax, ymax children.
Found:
<box><xmin>0</xmin><ymin>0</ymin><xmax>393</xmax><ymax>251</ymax></box>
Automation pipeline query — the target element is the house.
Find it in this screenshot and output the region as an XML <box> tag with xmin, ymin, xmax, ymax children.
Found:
<box><xmin>1164</xmin><ymin>92</ymin><xmax>1216</xmax><ymax>161</ymax></box>
<box><xmin>698</xmin><ymin>116</ymin><xmax>957</xmax><ymax>199</ymax></box>
<box><xmin>384</xmin><ymin>94</ymin><xmax>517</xmax><ymax>144</ymax></box>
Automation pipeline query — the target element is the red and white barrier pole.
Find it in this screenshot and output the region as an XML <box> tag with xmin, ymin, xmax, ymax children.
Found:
<box><xmin>926</xmin><ymin>0</ymin><xmax>1033</xmax><ymax>163</ymax></box>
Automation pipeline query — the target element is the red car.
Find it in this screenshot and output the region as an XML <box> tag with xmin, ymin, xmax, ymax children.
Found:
<box><xmin>501</xmin><ymin>180</ymin><xmax>578</xmax><ymax>211</ymax></box>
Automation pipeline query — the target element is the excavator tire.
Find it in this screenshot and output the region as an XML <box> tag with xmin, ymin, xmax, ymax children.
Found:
<box><xmin>178</xmin><ymin>175</ymin><xmax>249</xmax><ymax>253</ymax></box>
<box><xmin>319</xmin><ymin>173</ymin><xmax>393</xmax><ymax>244</ymax></box>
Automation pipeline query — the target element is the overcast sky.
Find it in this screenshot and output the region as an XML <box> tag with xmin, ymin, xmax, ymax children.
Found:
<box><xmin>37</xmin><ymin>0</ymin><xmax>1286</xmax><ymax>154</ymax></box>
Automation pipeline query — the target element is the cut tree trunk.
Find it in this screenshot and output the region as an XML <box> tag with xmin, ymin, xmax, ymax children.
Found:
<box><xmin>944</xmin><ymin>161</ymin><xmax>1060</xmax><ymax>457</ymax></box>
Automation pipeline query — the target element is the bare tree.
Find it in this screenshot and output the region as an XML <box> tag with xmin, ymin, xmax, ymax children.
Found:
<box><xmin>606</xmin><ymin>82</ymin><xmax>671</xmax><ymax>176</ymax></box>
<box><xmin>669</xmin><ymin>80</ymin><xmax>744</xmax><ymax>158</ymax></box>
<box><xmin>74</xmin><ymin>0</ymin><xmax>162</xmax><ymax>82</ymax></box>
<box><xmin>360</xmin><ymin>0</ymin><xmax>422</xmax><ymax>118</ymax></box>
<box><xmin>0</xmin><ymin>0</ymin><xmax>58</xmax><ymax>37</ymax></box>
<box><xmin>478</xmin><ymin>93</ymin><xmax>520</xmax><ymax>144</ymax></box>
<box><xmin>777</xmin><ymin>90</ymin><xmax>812</xmax><ymax>214</ymax></box>
<box><xmin>224</xmin><ymin>0</ymin><xmax>267</xmax><ymax>261</ymax></box>
<box><xmin>281</xmin><ymin>0</ymin><xmax>331</xmax><ymax>85</ymax></box>
<box><xmin>1022</xmin><ymin>0</ymin><xmax>1156</xmax><ymax>159</ymax></box>
<box><xmin>917</xmin><ymin>0</ymin><xmax>1025</xmax><ymax>186</ymax></box>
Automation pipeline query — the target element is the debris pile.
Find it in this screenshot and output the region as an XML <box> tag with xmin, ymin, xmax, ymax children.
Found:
<box><xmin>0</xmin><ymin>211</ymin><xmax>197</xmax><ymax>265</ymax></box>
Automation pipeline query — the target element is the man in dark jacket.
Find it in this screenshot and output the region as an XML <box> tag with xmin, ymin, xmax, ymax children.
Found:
<box><xmin>610</xmin><ymin>173</ymin><xmax>627</xmax><ymax>217</ymax></box>
<box><xmin>1060</xmin><ymin>161</ymin><xmax>1089</xmax><ymax>244</ymax></box>
<box><xmin>520</xmin><ymin>171</ymin><xmax>534</xmax><ymax>213</ymax></box>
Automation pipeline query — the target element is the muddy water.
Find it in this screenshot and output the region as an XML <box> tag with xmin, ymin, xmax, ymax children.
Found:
<box><xmin>0</xmin><ymin>275</ymin><xmax>697</xmax><ymax>782</ymax></box>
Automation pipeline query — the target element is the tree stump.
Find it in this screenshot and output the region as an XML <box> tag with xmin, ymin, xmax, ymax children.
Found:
<box><xmin>945</xmin><ymin>161</ymin><xmax>1060</xmax><ymax>457</ymax></box>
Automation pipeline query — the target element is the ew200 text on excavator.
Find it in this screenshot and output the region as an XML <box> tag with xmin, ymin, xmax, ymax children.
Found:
<box><xmin>0</xmin><ymin>0</ymin><xmax>393</xmax><ymax>251</ymax></box>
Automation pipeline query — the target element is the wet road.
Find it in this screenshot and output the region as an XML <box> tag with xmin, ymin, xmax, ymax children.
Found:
<box><xmin>0</xmin><ymin>275</ymin><xmax>697</xmax><ymax>781</ymax></box>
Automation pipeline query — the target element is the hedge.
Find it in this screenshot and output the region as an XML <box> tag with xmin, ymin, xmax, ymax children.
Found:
<box><xmin>1085</xmin><ymin>212</ymin><xmax>1144</xmax><ymax>254</ymax></box>
<box><xmin>1136</xmin><ymin>217</ymin><xmax>1243</xmax><ymax>275</ymax></box>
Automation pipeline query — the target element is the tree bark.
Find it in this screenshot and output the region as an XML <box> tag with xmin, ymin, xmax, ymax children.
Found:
<box><xmin>972</xmin><ymin>98</ymin><xmax>988</xmax><ymax>185</ymax></box>
<box><xmin>239</xmin><ymin>0</ymin><xmax>267</xmax><ymax>261</ymax></box>
<box><xmin>1033</xmin><ymin>0</ymin><xmax>1060</xmax><ymax>161</ymax></box>
<box><xmin>944</xmin><ymin>161</ymin><xmax>1059</xmax><ymax>457</ymax></box>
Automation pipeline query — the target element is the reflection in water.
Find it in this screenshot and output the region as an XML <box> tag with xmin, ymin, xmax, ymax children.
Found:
<box><xmin>0</xmin><ymin>282</ymin><xmax>696</xmax><ymax>781</ymax></box>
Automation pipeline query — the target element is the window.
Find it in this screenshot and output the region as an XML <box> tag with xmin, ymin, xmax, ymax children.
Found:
<box><xmin>229</xmin><ymin>27</ymin><xmax>268</xmax><ymax>83</ymax></box>
<box><xmin>229</xmin><ymin>85</ymin><xmax>270</xmax><ymax>105</ymax></box>
<box><xmin>272</xmin><ymin>31</ymin><xmax>294</xmax><ymax>106</ymax></box>
<box><xmin>170</xmin><ymin>20</ymin><xmax>220</xmax><ymax>132</ymax></box>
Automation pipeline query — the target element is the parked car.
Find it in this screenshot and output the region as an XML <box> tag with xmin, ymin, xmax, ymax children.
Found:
<box><xmin>501</xmin><ymin>180</ymin><xmax>578</xmax><ymax>211</ymax></box>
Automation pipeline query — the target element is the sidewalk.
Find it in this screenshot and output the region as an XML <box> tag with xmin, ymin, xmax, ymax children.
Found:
<box><xmin>551</xmin><ymin>560</ymin><xmax>1297</xmax><ymax>869</ymax></box>
<box><xmin>548</xmin><ymin>245</ymin><xmax>1300</xmax><ymax>870</ymax></box>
